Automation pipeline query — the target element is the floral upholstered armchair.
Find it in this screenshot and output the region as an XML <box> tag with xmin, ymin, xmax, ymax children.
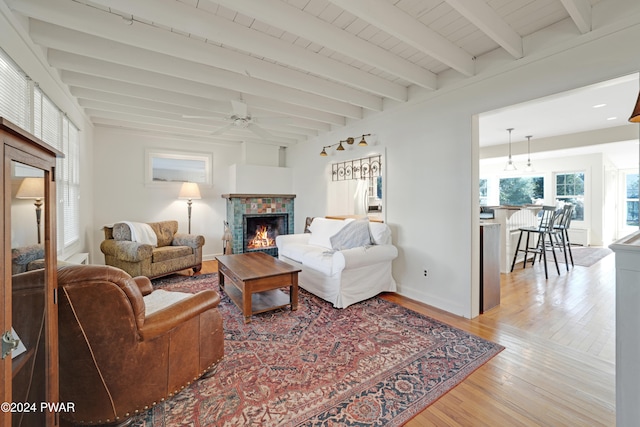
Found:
<box><xmin>100</xmin><ymin>220</ymin><xmax>204</xmax><ymax>279</ymax></box>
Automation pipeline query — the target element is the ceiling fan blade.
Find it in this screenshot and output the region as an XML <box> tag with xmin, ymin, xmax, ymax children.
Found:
<box><xmin>182</xmin><ymin>115</ymin><xmax>216</xmax><ymax>119</ymax></box>
<box><xmin>253</xmin><ymin>116</ymin><xmax>291</xmax><ymax>125</ymax></box>
<box><xmin>211</xmin><ymin>123</ymin><xmax>234</xmax><ymax>135</ymax></box>
<box><xmin>230</xmin><ymin>100</ymin><xmax>248</xmax><ymax>117</ymax></box>
<box><xmin>248</xmin><ymin>123</ymin><xmax>274</xmax><ymax>139</ymax></box>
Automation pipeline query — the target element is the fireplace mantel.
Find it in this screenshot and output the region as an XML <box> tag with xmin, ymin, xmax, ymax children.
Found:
<box><xmin>222</xmin><ymin>194</ymin><xmax>296</xmax><ymax>199</ymax></box>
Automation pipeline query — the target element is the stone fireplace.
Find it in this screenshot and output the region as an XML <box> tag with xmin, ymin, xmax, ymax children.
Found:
<box><xmin>223</xmin><ymin>194</ymin><xmax>295</xmax><ymax>256</ymax></box>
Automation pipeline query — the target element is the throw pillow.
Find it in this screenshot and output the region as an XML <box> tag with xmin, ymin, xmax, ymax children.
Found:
<box><xmin>330</xmin><ymin>219</ymin><xmax>373</xmax><ymax>250</ymax></box>
<box><xmin>308</xmin><ymin>218</ymin><xmax>353</xmax><ymax>249</ymax></box>
<box><xmin>369</xmin><ymin>222</ymin><xmax>391</xmax><ymax>245</ymax></box>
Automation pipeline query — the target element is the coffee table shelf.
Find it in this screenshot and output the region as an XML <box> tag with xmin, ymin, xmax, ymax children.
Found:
<box><xmin>216</xmin><ymin>252</ymin><xmax>301</xmax><ymax>323</ymax></box>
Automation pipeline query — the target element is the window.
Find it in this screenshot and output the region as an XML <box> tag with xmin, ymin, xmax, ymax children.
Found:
<box><xmin>479</xmin><ymin>179</ymin><xmax>488</xmax><ymax>205</ymax></box>
<box><xmin>626</xmin><ymin>173</ymin><xmax>639</xmax><ymax>227</ymax></box>
<box><xmin>0</xmin><ymin>48</ymin><xmax>80</xmax><ymax>251</ymax></box>
<box><xmin>556</xmin><ymin>172</ymin><xmax>585</xmax><ymax>221</ymax></box>
<box><xmin>499</xmin><ymin>176</ymin><xmax>544</xmax><ymax>206</ymax></box>
<box><xmin>0</xmin><ymin>50</ymin><xmax>30</xmax><ymax>130</ymax></box>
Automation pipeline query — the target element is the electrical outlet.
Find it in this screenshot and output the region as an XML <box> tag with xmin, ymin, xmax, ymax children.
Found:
<box><xmin>423</xmin><ymin>269</ymin><xmax>428</xmax><ymax>277</ymax></box>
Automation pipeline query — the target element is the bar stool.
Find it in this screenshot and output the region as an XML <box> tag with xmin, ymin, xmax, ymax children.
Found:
<box><xmin>553</xmin><ymin>204</ymin><xmax>574</xmax><ymax>268</ymax></box>
<box><xmin>510</xmin><ymin>205</ymin><xmax>561</xmax><ymax>279</ymax></box>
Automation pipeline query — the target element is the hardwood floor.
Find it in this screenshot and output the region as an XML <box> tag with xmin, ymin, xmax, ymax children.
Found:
<box><xmin>198</xmin><ymin>252</ymin><xmax>616</xmax><ymax>426</ymax></box>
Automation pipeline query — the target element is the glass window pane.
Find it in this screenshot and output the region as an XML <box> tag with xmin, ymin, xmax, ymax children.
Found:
<box><xmin>499</xmin><ymin>177</ymin><xmax>544</xmax><ymax>206</ymax></box>
<box><xmin>627</xmin><ymin>174</ymin><xmax>639</xmax><ymax>199</ymax></box>
<box><xmin>627</xmin><ymin>201</ymin><xmax>639</xmax><ymax>227</ymax></box>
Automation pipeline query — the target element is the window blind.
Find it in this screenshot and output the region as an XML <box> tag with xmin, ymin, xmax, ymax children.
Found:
<box><xmin>0</xmin><ymin>49</ymin><xmax>30</xmax><ymax>129</ymax></box>
<box><xmin>1</xmin><ymin>47</ymin><xmax>81</xmax><ymax>252</ymax></box>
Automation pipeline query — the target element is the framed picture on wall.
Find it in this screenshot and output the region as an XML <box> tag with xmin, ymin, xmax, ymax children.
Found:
<box><xmin>145</xmin><ymin>149</ymin><xmax>212</xmax><ymax>186</ymax></box>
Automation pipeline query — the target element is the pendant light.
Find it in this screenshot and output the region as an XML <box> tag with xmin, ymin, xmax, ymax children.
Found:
<box><xmin>525</xmin><ymin>135</ymin><xmax>534</xmax><ymax>172</ymax></box>
<box><xmin>504</xmin><ymin>128</ymin><xmax>516</xmax><ymax>171</ymax></box>
<box><xmin>630</xmin><ymin>92</ymin><xmax>640</xmax><ymax>122</ymax></box>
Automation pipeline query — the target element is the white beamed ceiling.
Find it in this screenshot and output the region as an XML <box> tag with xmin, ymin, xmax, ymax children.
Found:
<box><xmin>4</xmin><ymin>0</ymin><xmax>607</xmax><ymax>146</ymax></box>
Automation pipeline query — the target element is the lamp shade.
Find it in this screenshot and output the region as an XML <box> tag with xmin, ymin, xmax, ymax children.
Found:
<box><xmin>16</xmin><ymin>177</ymin><xmax>44</xmax><ymax>199</ymax></box>
<box><xmin>629</xmin><ymin>92</ymin><xmax>640</xmax><ymax>123</ymax></box>
<box><xmin>178</xmin><ymin>182</ymin><xmax>201</xmax><ymax>200</ymax></box>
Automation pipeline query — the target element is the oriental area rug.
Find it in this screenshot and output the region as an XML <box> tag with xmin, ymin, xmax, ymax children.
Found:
<box><xmin>133</xmin><ymin>273</ymin><xmax>503</xmax><ymax>426</ymax></box>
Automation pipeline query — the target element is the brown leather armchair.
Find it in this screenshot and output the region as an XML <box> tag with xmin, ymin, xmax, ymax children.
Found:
<box><xmin>57</xmin><ymin>265</ymin><xmax>224</xmax><ymax>425</ymax></box>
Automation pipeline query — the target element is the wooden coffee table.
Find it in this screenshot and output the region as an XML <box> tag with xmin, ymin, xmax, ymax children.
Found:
<box><xmin>216</xmin><ymin>252</ymin><xmax>301</xmax><ymax>323</ymax></box>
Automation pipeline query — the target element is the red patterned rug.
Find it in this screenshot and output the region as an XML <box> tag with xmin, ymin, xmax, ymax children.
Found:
<box><xmin>133</xmin><ymin>273</ymin><xmax>503</xmax><ymax>426</ymax></box>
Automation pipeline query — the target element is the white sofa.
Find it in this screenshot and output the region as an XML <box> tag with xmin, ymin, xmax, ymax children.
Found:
<box><xmin>275</xmin><ymin>217</ymin><xmax>398</xmax><ymax>308</ymax></box>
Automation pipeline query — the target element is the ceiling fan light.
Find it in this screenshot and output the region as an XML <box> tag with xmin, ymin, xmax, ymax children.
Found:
<box><xmin>320</xmin><ymin>147</ymin><xmax>328</xmax><ymax>157</ymax></box>
<box><xmin>346</xmin><ymin>137</ymin><xmax>355</xmax><ymax>145</ymax></box>
<box><xmin>336</xmin><ymin>141</ymin><xmax>345</xmax><ymax>151</ymax></box>
<box><xmin>358</xmin><ymin>135</ymin><xmax>368</xmax><ymax>146</ymax></box>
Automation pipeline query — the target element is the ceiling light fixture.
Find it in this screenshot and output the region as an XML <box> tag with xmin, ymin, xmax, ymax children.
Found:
<box><xmin>504</xmin><ymin>128</ymin><xmax>516</xmax><ymax>171</ymax></box>
<box><xmin>359</xmin><ymin>134</ymin><xmax>371</xmax><ymax>146</ymax></box>
<box><xmin>525</xmin><ymin>135</ymin><xmax>534</xmax><ymax>172</ymax></box>
<box><xmin>319</xmin><ymin>134</ymin><xmax>373</xmax><ymax>156</ymax></box>
<box><xmin>629</xmin><ymin>91</ymin><xmax>640</xmax><ymax>122</ymax></box>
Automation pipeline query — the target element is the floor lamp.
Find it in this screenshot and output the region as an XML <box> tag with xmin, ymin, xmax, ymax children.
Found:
<box><xmin>178</xmin><ymin>182</ymin><xmax>201</xmax><ymax>233</ymax></box>
<box><xmin>16</xmin><ymin>177</ymin><xmax>45</xmax><ymax>244</ymax></box>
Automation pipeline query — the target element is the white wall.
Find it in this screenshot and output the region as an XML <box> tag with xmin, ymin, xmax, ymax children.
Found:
<box><xmin>229</xmin><ymin>164</ymin><xmax>293</xmax><ymax>194</ymax></box>
<box><xmin>91</xmin><ymin>127</ymin><xmax>242</xmax><ymax>263</ymax></box>
<box><xmin>287</xmin><ymin>15</ymin><xmax>640</xmax><ymax>318</ymax></box>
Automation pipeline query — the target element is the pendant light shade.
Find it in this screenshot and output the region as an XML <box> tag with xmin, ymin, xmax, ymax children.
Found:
<box><xmin>504</xmin><ymin>128</ymin><xmax>517</xmax><ymax>171</ymax></box>
<box><xmin>525</xmin><ymin>135</ymin><xmax>534</xmax><ymax>172</ymax></box>
<box><xmin>336</xmin><ymin>141</ymin><xmax>345</xmax><ymax>151</ymax></box>
<box><xmin>320</xmin><ymin>147</ymin><xmax>328</xmax><ymax>156</ymax></box>
<box><xmin>629</xmin><ymin>92</ymin><xmax>640</xmax><ymax>123</ymax></box>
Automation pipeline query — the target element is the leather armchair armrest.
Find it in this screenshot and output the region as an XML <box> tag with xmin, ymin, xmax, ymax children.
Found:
<box><xmin>172</xmin><ymin>233</ymin><xmax>205</xmax><ymax>249</ymax></box>
<box><xmin>134</xmin><ymin>276</ymin><xmax>153</xmax><ymax>296</ymax></box>
<box><xmin>139</xmin><ymin>290</ymin><xmax>221</xmax><ymax>340</ymax></box>
<box><xmin>100</xmin><ymin>240</ymin><xmax>153</xmax><ymax>262</ymax></box>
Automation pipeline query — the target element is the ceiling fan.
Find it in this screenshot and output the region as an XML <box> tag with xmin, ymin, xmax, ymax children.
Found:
<box><xmin>184</xmin><ymin>100</ymin><xmax>285</xmax><ymax>140</ymax></box>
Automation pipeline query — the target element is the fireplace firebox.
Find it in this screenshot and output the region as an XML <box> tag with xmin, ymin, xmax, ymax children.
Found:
<box><xmin>223</xmin><ymin>194</ymin><xmax>295</xmax><ymax>256</ymax></box>
<box><xmin>243</xmin><ymin>214</ymin><xmax>288</xmax><ymax>256</ymax></box>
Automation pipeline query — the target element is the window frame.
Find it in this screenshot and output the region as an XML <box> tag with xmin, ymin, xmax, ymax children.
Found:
<box><xmin>554</xmin><ymin>171</ymin><xmax>585</xmax><ymax>222</ymax></box>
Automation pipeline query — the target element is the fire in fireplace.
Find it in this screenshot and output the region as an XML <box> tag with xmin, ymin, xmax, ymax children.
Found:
<box><xmin>243</xmin><ymin>214</ymin><xmax>288</xmax><ymax>254</ymax></box>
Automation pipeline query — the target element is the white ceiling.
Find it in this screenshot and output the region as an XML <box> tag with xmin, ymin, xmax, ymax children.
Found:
<box><xmin>5</xmin><ymin>0</ymin><xmax>625</xmax><ymax>149</ymax></box>
<box><xmin>480</xmin><ymin>74</ymin><xmax>640</xmax><ymax>169</ymax></box>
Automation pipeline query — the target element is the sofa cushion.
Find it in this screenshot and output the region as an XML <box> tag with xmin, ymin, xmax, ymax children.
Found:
<box><xmin>330</xmin><ymin>219</ymin><xmax>372</xmax><ymax>250</ymax></box>
<box><xmin>308</xmin><ymin>218</ymin><xmax>353</xmax><ymax>249</ymax></box>
<box><xmin>113</xmin><ymin>222</ymin><xmax>158</xmax><ymax>247</ymax></box>
<box><xmin>369</xmin><ymin>222</ymin><xmax>392</xmax><ymax>245</ymax></box>
<box><xmin>144</xmin><ymin>289</ymin><xmax>192</xmax><ymax>316</ymax></box>
<box><xmin>152</xmin><ymin>245</ymin><xmax>193</xmax><ymax>263</ymax></box>
<box><xmin>148</xmin><ymin>221</ymin><xmax>178</xmax><ymax>247</ymax></box>
<box><xmin>301</xmin><ymin>247</ymin><xmax>344</xmax><ymax>276</ymax></box>
<box><xmin>279</xmin><ymin>242</ymin><xmax>318</xmax><ymax>264</ymax></box>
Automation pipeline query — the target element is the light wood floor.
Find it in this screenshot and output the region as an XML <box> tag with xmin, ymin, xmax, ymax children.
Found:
<box><xmin>198</xmin><ymin>251</ymin><xmax>616</xmax><ymax>426</ymax></box>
